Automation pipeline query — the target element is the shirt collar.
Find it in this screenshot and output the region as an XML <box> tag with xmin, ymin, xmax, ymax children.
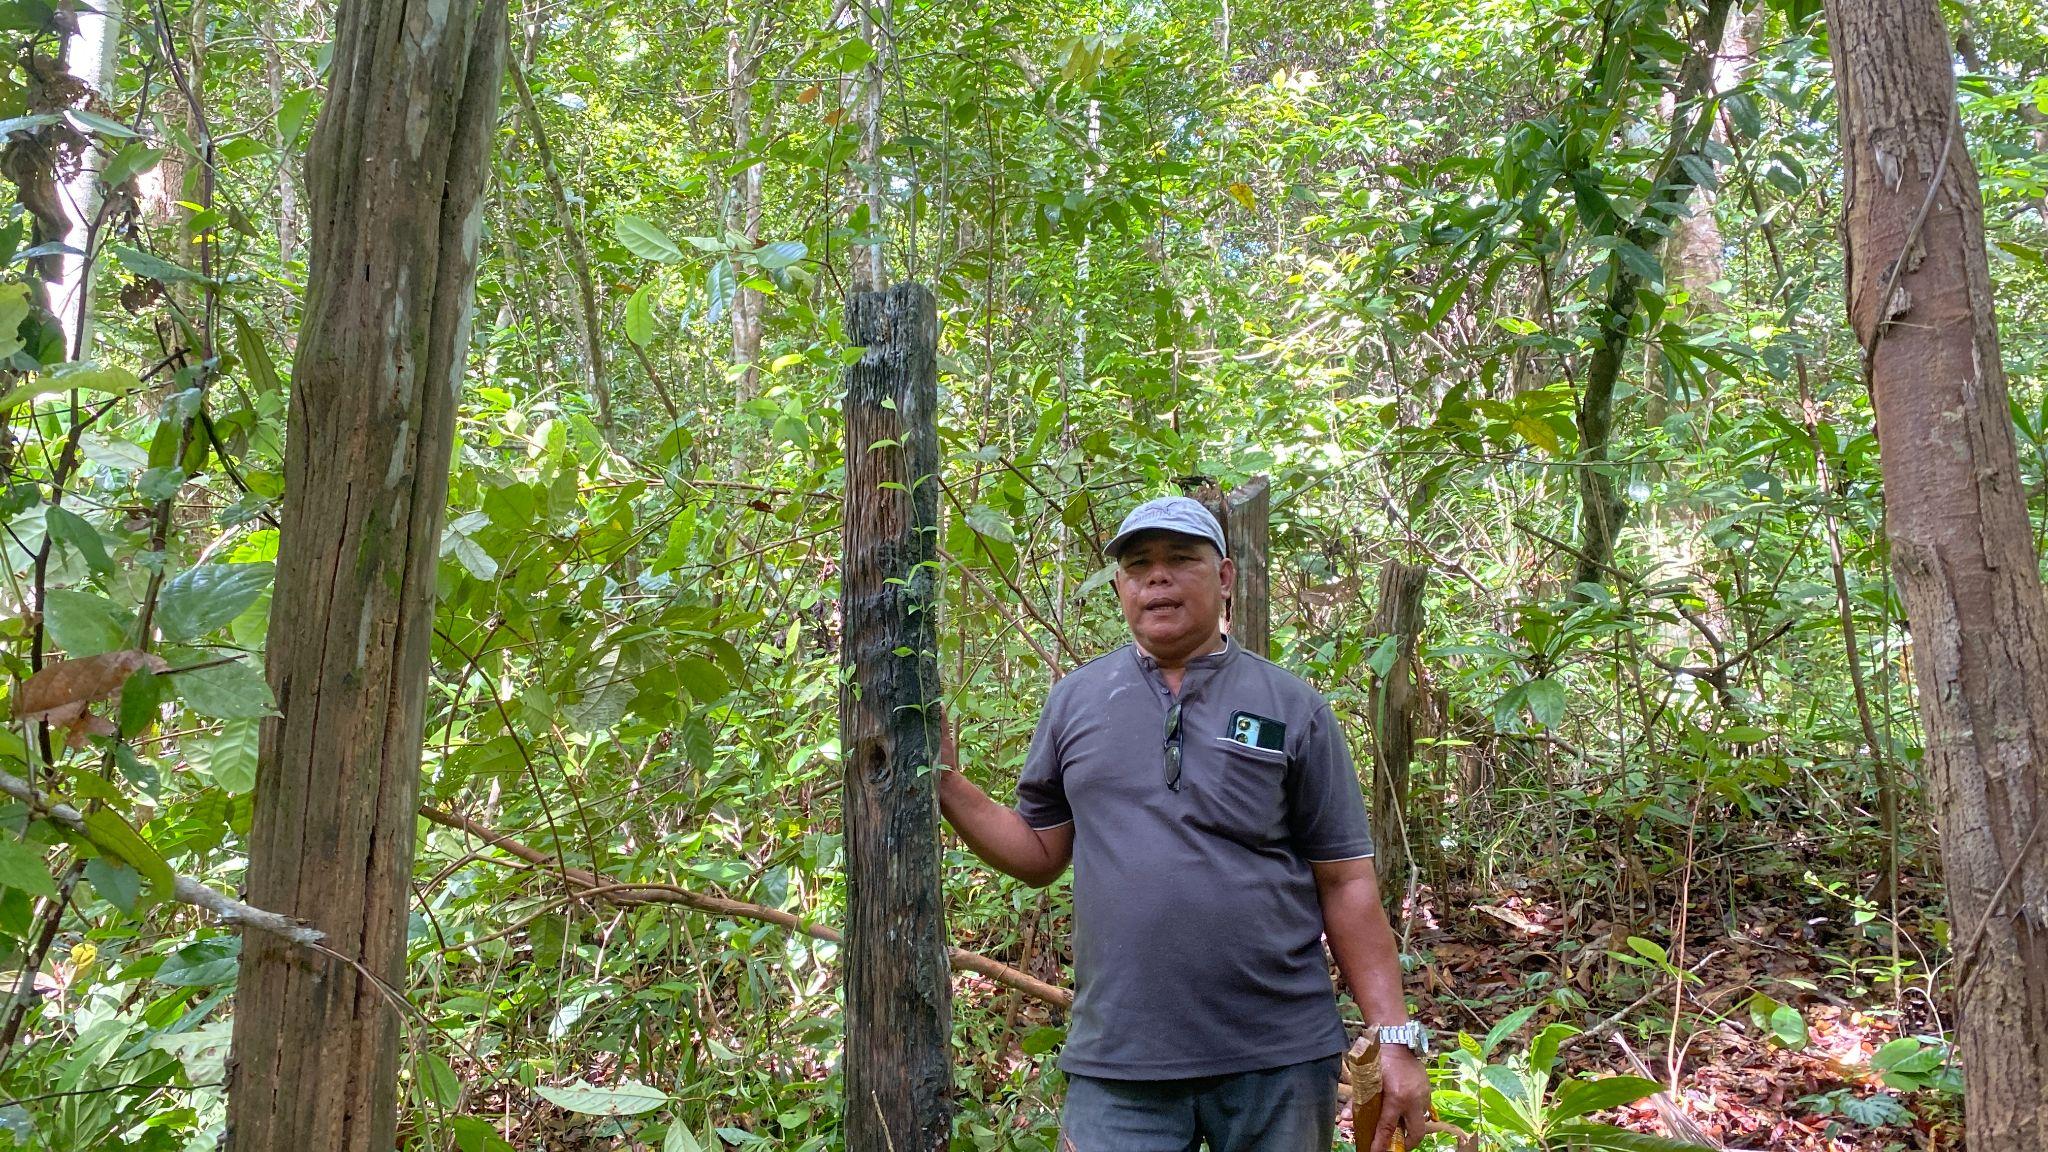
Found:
<box><xmin>1131</xmin><ymin>635</ymin><xmax>1235</xmax><ymax>672</ymax></box>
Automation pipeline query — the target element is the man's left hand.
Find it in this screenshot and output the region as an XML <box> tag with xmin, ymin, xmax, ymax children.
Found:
<box><xmin>1369</xmin><ymin>1045</ymin><xmax>1431</xmax><ymax>1152</ymax></box>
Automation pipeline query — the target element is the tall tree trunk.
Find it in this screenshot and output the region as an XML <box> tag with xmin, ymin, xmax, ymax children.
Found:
<box><xmin>223</xmin><ymin>0</ymin><xmax>506</xmax><ymax>1147</ymax></box>
<box><xmin>55</xmin><ymin>0</ymin><xmax>124</xmax><ymax>357</ymax></box>
<box><xmin>1826</xmin><ymin>0</ymin><xmax>2048</xmax><ymax>1147</ymax></box>
<box><xmin>1571</xmin><ymin>0</ymin><xmax>1734</xmax><ymax>593</ymax></box>
<box><xmin>1368</xmin><ymin>561</ymin><xmax>1427</xmax><ymax>891</ymax></box>
<box><xmin>727</xmin><ymin>15</ymin><xmax>763</xmax><ymax>401</ymax></box>
<box><xmin>839</xmin><ymin>282</ymin><xmax>952</xmax><ymax>1151</ymax></box>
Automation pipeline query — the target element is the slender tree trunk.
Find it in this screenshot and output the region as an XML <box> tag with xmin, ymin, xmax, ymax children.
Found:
<box><xmin>727</xmin><ymin>15</ymin><xmax>763</xmax><ymax>401</ymax></box>
<box><xmin>1826</xmin><ymin>0</ymin><xmax>2048</xmax><ymax>1146</ymax></box>
<box><xmin>55</xmin><ymin>0</ymin><xmax>124</xmax><ymax>357</ymax></box>
<box><xmin>507</xmin><ymin>52</ymin><xmax>610</xmax><ymax>431</ymax></box>
<box><xmin>223</xmin><ymin>0</ymin><xmax>506</xmax><ymax>1148</ymax></box>
<box><xmin>1571</xmin><ymin>0</ymin><xmax>1734</xmax><ymax>593</ymax></box>
<box><xmin>258</xmin><ymin>7</ymin><xmax>299</xmax><ymax>264</ymax></box>
<box><xmin>1224</xmin><ymin>476</ymin><xmax>1271</xmax><ymax>659</ymax></box>
<box><xmin>839</xmin><ymin>282</ymin><xmax>952</xmax><ymax>1151</ymax></box>
<box><xmin>1368</xmin><ymin>561</ymin><xmax>1427</xmax><ymax>891</ymax></box>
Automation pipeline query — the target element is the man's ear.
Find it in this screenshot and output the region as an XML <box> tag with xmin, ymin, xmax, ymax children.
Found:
<box><xmin>1219</xmin><ymin>556</ymin><xmax>1236</xmax><ymax>587</ymax></box>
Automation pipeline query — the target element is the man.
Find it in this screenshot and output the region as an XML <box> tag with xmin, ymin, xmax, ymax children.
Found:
<box><xmin>939</xmin><ymin>495</ymin><xmax>1431</xmax><ymax>1152</ymax></box>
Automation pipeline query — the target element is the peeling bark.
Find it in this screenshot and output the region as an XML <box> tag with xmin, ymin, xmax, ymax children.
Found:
<box><xmin>1826</xmin><ymin>0</ymin><xmax>2048</xmax><ymax>1146</ymax></box>
<box><xmin>223</xmin><ymin>0</ymin><xmax>507</xmax><ymax>1148</ymax></box>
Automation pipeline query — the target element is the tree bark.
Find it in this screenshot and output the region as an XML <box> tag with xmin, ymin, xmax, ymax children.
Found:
<box><xmin>1368</xmin><ymin>561</ymin><xmax>1428</xmax><ymax>891</ymax></box>
<box><xmin>223</xmin><ymin>0</ymin><xmax>507</xmax><ymax>1148</ymax></box>
<box><xmin>1224</xmin><ymin>476</ymin><xmax>1271</xmax><ymax>659</ymax></box>
<box><xmin>839</xmin><ymin>281</ymin><xmax>952</xmax><ymax>1152</ymax></box>
<box><xmin>726</xmin><ymin>15</ymin><xmax>764</xmax><ymax>401</ymax></box>
<box><xmin>1826</xmin><ymin>0</ymin><xmax>2048</xmax><ymax>1146</ymax></box>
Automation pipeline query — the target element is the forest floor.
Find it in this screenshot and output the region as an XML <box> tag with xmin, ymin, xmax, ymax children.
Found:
<box><xmin>1326</xmin><ymin>833</ymin><xmax>1961</xmax><ymax>1152</ymax></box>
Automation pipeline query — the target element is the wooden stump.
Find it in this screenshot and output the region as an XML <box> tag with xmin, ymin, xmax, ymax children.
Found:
<box><xmin>840</xmin><ymin>282</ymin><xmax>953</xmax><ymax>1151</ymax></box>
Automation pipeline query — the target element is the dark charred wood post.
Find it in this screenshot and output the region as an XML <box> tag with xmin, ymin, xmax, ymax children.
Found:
<box><xmin>1224</xmin><ymin>476</ymin><xmax>1271</xmax><ymax>659</ymax></box>
<box><xmin>224</xmin><ymin>0</ymin><xmax>507</xmax><ymax>1147</ymax></box>
<box><xmin>840</xmin><ymin>282</ymin><xmax>953</xmax><ymax>1152</ymax></box>
<box><xmin>1828</xmin><ymin>0</ymin><xmax>2048</xmax><ymax>1143</ymax></box>
<box><xmin>1367</xmin><ymin>561</ymin><xmax>1428</xmax><ymax>890</ymax></box>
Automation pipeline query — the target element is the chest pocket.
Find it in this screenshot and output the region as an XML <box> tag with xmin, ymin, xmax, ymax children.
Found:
<box><xmin>1186</xmin><ymin>736</ymin><xmax>1292</xmax><ymax>847</ymax></box>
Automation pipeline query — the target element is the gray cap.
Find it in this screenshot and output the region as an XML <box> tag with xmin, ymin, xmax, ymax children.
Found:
<box><xmin>1105</xmin><ymin>495</ymin><xmax>1227</xmax><ymax>559</ymax></box>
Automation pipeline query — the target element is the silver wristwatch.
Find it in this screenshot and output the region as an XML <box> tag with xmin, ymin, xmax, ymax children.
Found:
<box><xmin>1377</xmin><ymin>1022</ymin><xmax>1431</xmax><ymax>1056</ymax></box>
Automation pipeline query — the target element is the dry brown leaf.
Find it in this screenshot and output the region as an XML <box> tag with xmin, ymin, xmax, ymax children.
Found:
<box><xmin>13</xmin><ymin>650</ymin><xmax>167</xmax><ymax>721</ymax></box>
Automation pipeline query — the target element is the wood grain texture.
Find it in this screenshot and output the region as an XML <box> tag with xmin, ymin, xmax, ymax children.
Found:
<box><xmin>223</xmin><ymin>1</ymin><xmax>506</xmax><ymax>1148</ymax></box>
<box><xmin>840</xmin><ymin>282</ymin><xmax>954</xmax><ymax>1151</ymax></box>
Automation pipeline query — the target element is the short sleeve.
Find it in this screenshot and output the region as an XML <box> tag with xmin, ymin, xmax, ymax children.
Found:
<box><xmin>1015</xmin><ymin>693</ymin><xmax>1073</xmax><ymax>830</ymax></box>
<box><xmin>1287</xmin><ymin>701</ymin><xmax>1375</xmax><ymax>861</ymax></box>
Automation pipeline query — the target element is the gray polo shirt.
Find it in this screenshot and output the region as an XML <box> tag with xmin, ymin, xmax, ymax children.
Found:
<box><xmin>1016</xmin><ymin>639</ymin><xmax>1375</xmax><ymax>1080</ymax></box>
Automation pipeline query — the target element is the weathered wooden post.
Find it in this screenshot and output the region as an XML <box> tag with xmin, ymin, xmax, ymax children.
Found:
<box><xmin>1224</xmin><ymin>476</ymin><xmax>1271</xmax><ymax>659</ymax></box>
<box><xmin>1367</xmin><ymin>561</ymin><xmax>1429</xmax><ymax>889</ymax></box>
<box><xmin>1178</xmin><ymin>474</ymin><xmax>1272</xmax><ymax>658</ymax></box>
<box><xmin>839</xmin><ymin>282</ymin><xmax>953</xmax><ymax>1150</ymax></box>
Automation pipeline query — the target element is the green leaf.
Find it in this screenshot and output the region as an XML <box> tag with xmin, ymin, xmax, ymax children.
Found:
<box><xmin>0</xmin><ymin>281</ymin><xmax>30</xmax><ymax>361</ymax></box>
<box><xmin>1523</xmin><ymin>677</ymin><xmax>1565</xmax><ymax>729</ymax></box>
<box><xmin>753</xmin><ymin>240</ymin><xmax>807</xmax><ymax>271</ymax></box>
<box><xmin>1626</xmin><ymin>936</ymin><xmax>1668</xmax><ymax>965</ymax></box>
<box><xmin>663</xmin><ymin>1119</ymin><xmax>705</xmax><ymax>1152</ymax></box>
<box><xmin>67</xmin><ymin>108</ymin><xmax>137</xmax><ymax>138</ymax></box>
<box><xmin>1528</xmin><ymin>1021</ymin><xmax>1578</xmax><ymax>1081</ymax></box>
<box><xmin>705</xmin><ymin>258</ymin><xmax>735</xmax><ymax>326</ymax></box>
<box><xmin>1769</xmin><ymin>1003</ymin><xmax>1809</xmax><ymax>1049</ymax></box>
<box><xmin>277</xmin><ymin>88</ymin><xmax>317</xmax><ymax>147</ymax></box>
<box><xmin>155</xmin><ymin>936</ymin><xmax>241</xmax><ymax>987</ymax></box>
<box><xmin>418</xmin><ymin>1053</ymin><xmax>462</xmax><ymax>1109</ymax></box>
<box><xmin>1481</xmin><ymin>1002</ymin><xmax>1541</xmax><ymax>1055</ymax></box>
<box><xmin>83</xmin><ymin>856</ymin><xmax>139</xmax><ymax>912</ymax></box>
<box><xmin>173</xmin><ymin>659</ymin><xmax>276</xmax><ymax>719</ymax></box>
<box><xmin>234</xmin><ymin>313</ymin><xmax>283</xmax><ymax>395</ymax></box>
<box><xmin>203</xmin><ymin>718</ymin><xmax>261</xmax><ymax>794</ymax></box>
<box><xmin>1837</xmin><ymin>1092</ymin><xmax>1912</xmax><ymax>1127</ymax></box>
<box><xmin>615</xmin><ymin>215</ymin><xmax>683</xmax><ymax>263</ymax></box>
<box><xmin>965</xmin><ymin>504</ymin><xmax>1014</xmax><ymax>542</ymax></box>
<box><xmin>0</xmin><ymin>836</ymin><xmax>56</xmax><ymax>899</ymax></box>
<box><xmin>676</xmin><ymin>656</ymin><xmax>730</xmax><ymax>703</ymax></box>
<box><xmin>625</xmin><ymin>282</ymin><xmax>658</xmax><ymax>345</ymax></box>
<box><xmin>118</xmin><ymin>668</ymin><xmax>165</xmax><ymax>738</ymax></box>
<box><xmin>44</xmin><ymin>504</ymin><xmax>112</xmax><ymax>574</ymax></box>
<box><xmin>82</xmin><ymin>808</ymin><xmax>172</xmax><ymax>895</ymax></box>
<box><xmin>445</xmin><ymin>533</ymin><xmax>498</xmax><ymax>580</ymax></box>
<box><xmin>43</xmin><ymin>589</ymin><xmax>131</xmax><ymax>655</ymax></box>
<box><xmin>112</xmin><ymin>244</ymin><xmax>208</xmax><ymax>285</ymax></box>
<box><xmin>0</xmin><ymin>359</ymin><xmax>147</xmax><ymax>412</ymax></box>
<box><xmin>1019</xmin><ymin>1025</ymin><xmax>1065</xmax><ymax>1056</ymax></box>
<box><xmin>1552</xmin><ymin>1075</ymin><xmax>1665</xmax><ymax>1122</ymax></box>
<box><xmin>533</xmin><ymin>1080</ymin><xmax>669</xmax><ymax>1116</ymax></box>
<box><xmin>450</xmin><ymin>1117</ymin><xmax>517</xmax><ymax>1152</ymax></box>
<box><xmin>156</xmin><ymin>563</ymin><xmax>274</xmax><ymax>643</ymax></box>
<box><xmin>100</xmin><ymin>143</ymin><xmax>162</xmax><ymax>188</ymax></box>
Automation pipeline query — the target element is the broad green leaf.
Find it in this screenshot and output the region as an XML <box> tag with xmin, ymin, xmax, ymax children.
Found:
<box><xmin>0</xmin><ymin>359</ymin><xmax>146</xmax><ymax>412</ymax></box>
<box><xmin>156</xmin><ymin>563</ymin><xmax>274</xmax><ymax>643</ymax></box>
<box><xmin>532</xmin><ymin>1080</ymin><xmax>669</xmax><ymax>1116</ymax></box>
<box><xmin>1480</xmin><ymin>1002</ymin><xmax>1541</xmax><ymax>1055</ymax></box>
<box><xmin>173</xmin><ymin>659</ymin><xmax>276</xmax><ymax>719</ymax></box>
<box><xmin>112</xmin><ymin>244</ymin><xmax>208</xmax><ymax>284</ymax></box>
<box><xmin>155</xmin><ymin>936</ymin><xmax>241</xmax><ymax>987</ymax></box>
<box><xmin>705</xmin><ymin>258</ymin><xmax>735</xmax><ymax>326</ymax></box>
<box><xmin>277</xmin><ymin>88</ymin><xmax>317</xmax><ymax>147</ymax></box>
<box><xmin>0</xmin><ymin>282</ymin><xmax>28</xmax><ymax>360</ymax></box>
<box><xmin>1837</xmin><ymin>1092</ymin><xmax>1912</xmax><ymax>1127</ymax></box>
<box><xmin>1528</xmin><ymin>1021</ymin><xmax>1578</xmax><ymax>1081</ymax></box>
<box><xmin>0</xmin><ymin>836</ymin><xmax>56</xmax><ymax>898</ymax></box>
<box><xmin>753</xmin><ymin>240</ymin><xmax>807</xmax><ymax>271</ymax></box>
<box><xmin>417</xmin><ymin>1053</ymin><xmax>462</xmax><ymax>1109</ymax></box>
<box><xmin>1769</xmin><ymin>1003</ymin><xmax>1809</xmax><ymax>1049</ymax></box>
<box><xmin>663</xmin><ymin>1119</ymin><xmax>704</xmax><ymax>1152</ymax></box>
<box><xmin>1552</xmin><ymin>1075</ymin><xmax>1665</xmax><ymax>1122</ymax></box>
<box><xmin>615</xmin><ymin>215</ymin><xmax>682</xmax><ymax>262</ymax></box>
<box><xmin>965</xmin><ymin>504</ymin><xmax>1013</xmax><ymax>542</ymax></box>
<box><xmin>82</xmin><ymin>808</ymin><xmax>172</xmax><ymax>895</ymax></box>
<box><xmin>625</xmin><ymin>282</ymin><xmax>658</xmax><ymax>345</ymax></box>
<box><xmin>100</xmin><ymin>143</ymin><xmax>162</xmax><ymax>188</ymax></box>
<box><xmin>1523</xmin><ymin>678</ymin><xmax>1565</xmax><ymax>729</ymax></box>
<box><xmin>67</xmin><ymin>108</ymin><xmax>138</xmax><ymax>138</ymax></box>
<box><xmin>44</xmin><ymin>505</ymin><xmax>111</xmax><ymax>574</ymax></box>
<box><xmin>676</xmin><ymin>656</ymin><xmax>730</xmax><ymax>703</ymax></box>
<box><xmin>202</xmin><ymin>718</ymin><xmax>261</xmax><ymax>794</ymax></box>
<box><xmin>43</xmin><ymin>589</ymin><xmax>131</xmax><ymax>656</ymax></box>
<box><xmin>450</xmin><ymin>1117</ymin><xmax>517</xmax><ymax>1152</ymax></box>
<box><xmin>1626</xmin><ymin>936</ymin><xmax>1668</xmax><ymax>965</ymax></box>
<box><xmin>1545</xmin><ymin>1121</ymin><xmax>1716</xmax><ymax>1151</ymax></box>
<box><xmin>83</xmin><ymin>856</ymin><xmax>140</xmax><ymax>912</ymax></box>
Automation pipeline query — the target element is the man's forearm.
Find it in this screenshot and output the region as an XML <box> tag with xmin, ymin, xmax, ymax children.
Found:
<box><xmin>1319</xmin><ymin>871</ymin><xmax>1409</xmax><ymax>1025</ymax></box>
<box><xmin>937</xmin><ymin>768</ymin><xmax>1069</xmax><ymax>887</ymax></box>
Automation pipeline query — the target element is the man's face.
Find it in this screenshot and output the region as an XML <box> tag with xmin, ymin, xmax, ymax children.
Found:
<box><xmin>1112</xmin><ymin>531</ymin><xmax>1233</xmax><ymax>659</ymax></box>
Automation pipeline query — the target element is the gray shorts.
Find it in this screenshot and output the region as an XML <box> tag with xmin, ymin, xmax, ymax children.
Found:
<box><xmin>1059</xmin><ymin>1055</ymin><xmax>1341</xmax><ymax>1152</ymax></box>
